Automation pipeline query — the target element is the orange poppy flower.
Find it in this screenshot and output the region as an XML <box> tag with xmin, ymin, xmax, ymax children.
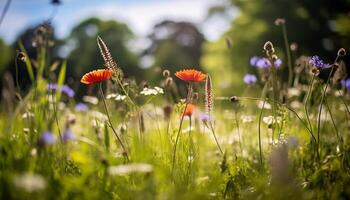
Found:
<box><xmin>81</xmin><ymin>69</ymin><xmax>113</xmax><ymax>85</ymax></box>
<box><xmin>184</xmin><ymin>103</ymin><xmax>195</xmax><ymax>117</ymax></box>
<box><xmin>175</xmin><ymin>69</ymin><xmax>207</xmax><ymax>82</ymax></box>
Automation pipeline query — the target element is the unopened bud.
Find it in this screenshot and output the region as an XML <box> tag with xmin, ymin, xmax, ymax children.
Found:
<box><xmin>16</xmin><ymin>51</ymin><xmax>26</xmax><ymax>62</ymax></box>
<box><xmin>337</xmin><ymin>48</ymin><xmax>346</xmax><ymax>57</ymax></box>
<box><xmin>274</xmin><ymin>18</ymin><xmax>286</xmax><ymax>26</ymax></box>
<box><xmin>264</xmin><ymin>41</ymin><xmax>275</xmax><ymax>55</ymax></box>
<box><xmin>162</xmin><ymin>69</ymin><xmax>170</xmax><ymax>78</ymax></box>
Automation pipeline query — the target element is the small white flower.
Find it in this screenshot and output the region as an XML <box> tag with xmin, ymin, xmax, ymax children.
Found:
<box><xmin>22</xmin><ymin>112</ymin><xmax>34</xmax><ymax>119</ymax></box>
<box><xmin>154</xmin><ymin>86</ymin><xmax>164</xmax><ymax>94</ymax></box>
<box><xmin>83</xmin><ymin>96</ymin><xmax>99</xmax><ymax>105</ymax></box>
<box><xmin>115</xmin><ymin>94</ymin><xmax>126</xmax><ymax>101</ymax></box>
<box><xmin>140</xmin><ymin>87</ymin><xmax>164</xmax><ymax>96</ymax></box>
<box><xmin>106</xmin><ymin>93</ymin><xmax>117</xmax><ymax>99</ymax></box>
<box><xmin>262</xmin><ymin>116</ymin><xmax>282</xmax><ymax>125</ymax></box>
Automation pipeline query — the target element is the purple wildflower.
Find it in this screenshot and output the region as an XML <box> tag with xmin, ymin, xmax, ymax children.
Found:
<box><xmin>40</xmin><ymin>131</ymin><xmax>56</xmax><ymax>145</ymax></box>
<box><xmin>274</xmin><ymin>58</ymin><xmax>282</xmax><ymax>68</ymax></box>
<box><xmin>47</xmin><ymin>83</ymin><xmax>75</xmax><ymax>97</ymax></box>
<box><xmin>243</xmin><ymin>74</ymin><xmax>257</xmax><ymax>85</ymax></box>
<box><xmin>75</xmin><ymin>103</ymin><xmax>88</xmax><ymax>112</ymax></box>
<box><xmin>309</xmin><ymin>55</ymin><xmax>328</xmax><ymax>68</ymax></box>
<box><xmin>62</xmin><ymin>129</ymin><xmax>75</xmax><ymax>141</ymax></box>
<box><xmin>250</xmin><ymin>56</ymin><xmax>259</xmax><ymax>66</ymax></box>
<box><xmin>60</xmin><ymin>85</ymin><xmax>75</xmax><ymax>97</ymax></box>
<box><xmin>256</xmin><ymin>58</ymin><xmax>271</xmax><ymax>68</ymax></box>
<box><xmin>200</xmin><ymin>113</ymin><xmax>211</xmax><ymax>123</ymax></box>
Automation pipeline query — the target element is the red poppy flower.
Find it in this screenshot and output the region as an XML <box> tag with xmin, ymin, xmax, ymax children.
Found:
<box><xmin>175</xmin><ymin>69</ymin><xmax>207</xmax><ymax>82</ymax></box>
<box><xmin>81</xmin><ymin>69</ymin><xmax>113</xmax><ymax>85</ymax></box>
<box><xmin>184</xmin><ymin>103</ymin><xmax>195</xmax><ymax>117</ymax></box>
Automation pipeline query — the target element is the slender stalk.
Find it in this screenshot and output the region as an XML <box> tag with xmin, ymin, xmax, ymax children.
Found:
<box><xmin>319</xmin><ymin>86</ymin><xmax>340</xmax><ymax>142</ymax></box>
<box><xmin>304</xmin><ymin>75</ymin><xmax>316</xmax><ymax>143</ymax></box>
<box><xmin>171</xmin><ymin>83</ymin><xmax>193</xmax><ymax>174</ymax></box>
<box><xmin>0</xmin><ymin>0</ymin><xmax>11</xmax><ymax>27</ymax></box>
<box><xmin>316</xmin><ymin>56</ymin><xmax>339</xmax><ymax>160</ymax></box>
<box><xmin>258</xmin><ymin>98</ymin><xmax>266</xmax><ymax>167</ymax></box>
<box><xmin>209</xmin><ymin>122</ymin><xmax>223</xmax><ymax>155</ymax></box>
<box><xmin>234</xmin><ymin>111</ymin><xmax>242</xmax><ymax>153</ymax></box>
<box><xmin>268</xmin><ymin>56</ymin><xmax>280</xmax><ymax>140</ymax></box>
<box><xmin>282</xmin><ymin>23</ymin><xmax>293</xmax><ymax>86</ymax></box>
<box><xmin>215</xmin><ymin>96</ymin><xmax>314</xmax><ymax>139</ymax></box>
<box><xmin>51</xmin><ymin>91</ymin><xmax>62</xmax><ymax>142</ymax></box>
<box><xmin>99</xmin><ymin>83</ymin><xmax>129</xmax><ymax>161</ymax></box>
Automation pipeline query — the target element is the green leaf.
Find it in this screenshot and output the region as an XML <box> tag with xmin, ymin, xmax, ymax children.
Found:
<box><xmin>18</xmin><ymin>41</ymin><xmax>35</xmax><ymax>82</ymax></box>
<box><xmin>56</xmin><ymin>61</ymin><xmax>66</xmax><ymax>102</ymax></box>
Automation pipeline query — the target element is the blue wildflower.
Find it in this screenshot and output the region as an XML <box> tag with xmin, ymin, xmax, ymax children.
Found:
<box><xmin>39</xmin><ymin>131</ymin><xmax>56</xmax><ymax>145</ymax></box>
<box><xmin>200</xmin><ymin>113</ymin><xmax>211</xmax><ymax>123</ymax></box>
<box><xmin>251</xmin><ymin>56</ymin><xmax>282</xmax><ymax>69</ymax></box>
<box><xmin>250</xmin><ymin>56</ymin><xmax>259</xmax><ymax>66</ymax></box>
<box><xmin>243</xmin><ymin>74</ymin><xmax>257</xmax><ymax>85</ymax></box>
<box><xmin>256</xmin><ymin>58</ymin><xmax>271</xmax><ymax>68</ymax></box>
<box><xmin>309</xmin><ymin>55</ymin><xmax>328</xmax><ymax>68</ymax></box>
<box><xmin>47</xmin><ymin>84</ymin><xmax>75</xmax><ymax>97</ymax></box>
<box><xmin>62</xmin><ymin>129</ymin><xmax>75</xmax><ymax>141</ymax></box>
<box><xmin>75</xmin><ymin>103</ymin><xmax>88</xmax><ymax>112</ymax></box>
<box><xmin>274</xmin><ymin>58</ymin><xmax>282</xmax><ymax>68</ymax></box>
<box><xmin>60</xmin><ymin>85</ymin><xmax>75</xmax><ymax>97</ymax></box>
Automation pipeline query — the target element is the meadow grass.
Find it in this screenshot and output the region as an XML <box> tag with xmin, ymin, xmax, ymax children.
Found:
<box><xmin>0</xmin><ymin>28</ymin><xmax>349</xmax><ymax>200</ymax></box>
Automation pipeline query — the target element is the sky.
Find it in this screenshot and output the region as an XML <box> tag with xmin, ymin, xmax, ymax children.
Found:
<box><xmin>0</xmin><ymin>0</ymin><xmax>236</xmax><ymax>45</ymax></box>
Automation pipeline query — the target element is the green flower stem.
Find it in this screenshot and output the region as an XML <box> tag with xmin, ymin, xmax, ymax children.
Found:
<box><xmin>99</xmin><ymin>83</ymin><xmax>129</xmax><ymax>161</ymax></box>
<box><xmin>172</xmin><ymin>82</ymin><xmax>193</xmax><ymax>175</ymax></box>
<box><xmin>304</xmin><ymin>74</ymin><xmax>316</xmax><ymax>143</ymax></box>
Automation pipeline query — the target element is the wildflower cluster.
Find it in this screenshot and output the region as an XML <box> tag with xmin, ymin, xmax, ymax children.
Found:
<box><xmin>250</xmin><ymin>56</ymin><xmax>282</xmax><ymax>69</ymax></box>
<box><xmin>140</xmin><ymin>86</ymin><xmax>164</xmax><ymax>96</ymax></box>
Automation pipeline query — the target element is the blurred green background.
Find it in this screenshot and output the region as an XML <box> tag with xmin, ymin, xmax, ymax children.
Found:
<box><xmin>0</xmin><ymin>0</ymin><xmax>349</xmax><ymax>97</ymax></box>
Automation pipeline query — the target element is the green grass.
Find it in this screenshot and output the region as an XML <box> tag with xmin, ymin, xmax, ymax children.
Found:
<box><xmin>0</xmin><ymin>34</ymin><xmax>349</xmax><ymax>200</ymax></box>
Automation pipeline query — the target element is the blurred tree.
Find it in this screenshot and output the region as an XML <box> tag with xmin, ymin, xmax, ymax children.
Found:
<box><xmin>144</xmin><ymin>20</ymin><xmax>205</xmax><ymax>83</ymax></box>
<box><xmin>201</xmin><ymin>0</ymin><xmax>350</xmax><ymax>95</ymax></box>
<box><xmin>65</xmin><ymin>17</ymin><xmax>141</xmax><ymax>83</ymax></box>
